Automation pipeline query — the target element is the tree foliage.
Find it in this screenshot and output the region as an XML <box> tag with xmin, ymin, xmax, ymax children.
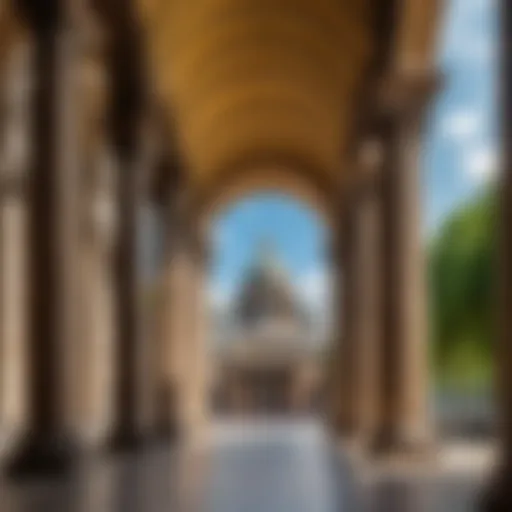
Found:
<box><xmin>429</xmin><ymin>187</ymin><xmax>497</xmax><ymax>387</ymax></box>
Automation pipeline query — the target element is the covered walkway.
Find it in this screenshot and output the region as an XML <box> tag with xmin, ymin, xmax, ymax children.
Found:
<box><xmin>0</xmin><ymin>0</ymin><xmax>510</xmax><ymax>509</ymax></box>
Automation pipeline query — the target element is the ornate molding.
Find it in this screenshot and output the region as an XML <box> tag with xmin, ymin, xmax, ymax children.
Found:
<box><xmin>375</xmin><ymin>67</ymin><xmax>443</xmax><ymax>118</ymax></box>
<box><xmin>194</xmin><ymin>149</ymin><xmax>338</xmax><ymax>228</ymax></box>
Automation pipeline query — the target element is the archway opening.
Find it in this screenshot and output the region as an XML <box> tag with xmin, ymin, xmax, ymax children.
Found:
<box><xmin>206</xmin><ymin>191</ymin><xmax>335</xmax><ymax>421</ymax></box>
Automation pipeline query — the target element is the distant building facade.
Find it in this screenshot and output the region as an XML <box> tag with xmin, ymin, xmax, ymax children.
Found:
<box><xmin>211</xmin><ymin>243</ymin><xmax>327</xmax><ymax>415</ymax></box>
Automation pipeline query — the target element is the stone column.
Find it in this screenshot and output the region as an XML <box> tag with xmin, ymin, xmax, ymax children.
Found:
<box><xmin>372</xmin><ymin>74</ymin><xmax>435</xmax><ymax>456</ymax></box>
<box><xmin>333</xmin><ymin>180</ymin><xmax>359</xmax><ymax>438</ymax></box>
<box><xmin>98</xmin><ymin>5</ymin><xmax>157</xmax><ymax>450</ymax></box>
<box><xmin>325</xmin><ymin>236</ymin><xmax>343</xmax><ymax>430</ymax></box>
<box><xmin>349</xmin><ymin>142</ymin><xmax>384</xmax><ymax>444</ymax></box>
<box><xmin>481</xmin><ymin>1</ymin><xmax>512</xmax><ymax>508</ymax></box>
<box><xmin>76</xmin><ymin>146</ymin><xmax>116</xmax><ymax>447</ymax></box>
<box><xmin>323</xmin><ymin>233</ymin><xmax>341</xmax><ymax>428</ymax></box>
<box><xmin>0</xmin><ymin>38</ymin><xmax>30</xmax><ymax>457</ymax></box>
<box><xmin>108</xmin><ymin>145</ymin><xmax>156</xmax><ymax>449</ymax></box>
<box><xmin>180</xmin><ymin>221</ymin><xmax>211</xmax><ymax>445</ymax></box>
<box><xmin>334</xmin><ymin>162</ymin><xmax>383</xmax><ymax>444</ymax></box>
<box><xmin>4</xmin><ymin>0</ymin><xmax>83</xmax><ymax>477</ymax></box>
<box><xmin>155</xmin><ymin>180</ymin><xmax>210</xmax><ymax>443</ymax></box>
<box><xmin>154</xmin><ymin>178</ymin><xmax>184</xmax><ymax>440</ymax></box>
<box><xmin>325</xmin><ymin>227</ymin><xmax>343</xmax><ymax>429</ymax></box>
<box><xmin>0</xmin><ymin>154</ymin><xmax>28</xmax><ymax>458</ymax></box>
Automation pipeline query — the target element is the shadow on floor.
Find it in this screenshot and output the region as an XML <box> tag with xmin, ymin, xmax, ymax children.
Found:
<box><xmin>0</xmin><ymin>420</ymin><xmax>490</xmax><ymax>512</ymax></box>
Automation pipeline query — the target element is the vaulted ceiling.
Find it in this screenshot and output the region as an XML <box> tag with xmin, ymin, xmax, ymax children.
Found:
<box><xmin>0</xmin><ymin>0</ymin><xmax>442</xmax><ymax>210</ymax></box>
<box><xmin>137</xmin><ymin>0</ymin><xmax>442</xmax><ymax>206</ymax></box>
<box><xmin>140</xmin><ymin>0</ymin><xmax>373</xmax><ymax>197</ymax></box>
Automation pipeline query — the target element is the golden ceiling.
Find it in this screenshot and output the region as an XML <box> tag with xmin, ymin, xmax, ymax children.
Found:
<box><xmin>0</xmin><ymin>1</ymin><xmax>22</xmax><ymax>78</ymax></box>
<box><xmin>139</xmin><ymin>0</ymin><xmax>374</xmax><ymax>196</ymax></box>
<box><xmin>0</xmin><ymin>0</ymin><xmax>442</xmax><ymax>206</ymax></box>
<box><xmin>137</xmin><ymin>0</ymin><xmax>441</xmax><ymax>202</ymax></box>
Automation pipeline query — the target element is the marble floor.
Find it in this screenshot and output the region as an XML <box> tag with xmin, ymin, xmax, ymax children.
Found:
<box><xmin>0</xmin><ymin>419</ymin><xmax>491</xmax><ymax>512</ymax></box>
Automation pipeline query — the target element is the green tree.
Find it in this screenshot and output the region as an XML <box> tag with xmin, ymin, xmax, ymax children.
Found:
<box><xmin>429</xmin><ymin>186</ymin><xmax>497</xmax><ymax>389</ymax></box>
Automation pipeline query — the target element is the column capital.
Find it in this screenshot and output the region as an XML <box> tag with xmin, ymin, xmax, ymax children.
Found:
<box><xmin>350</xmin><ymin>136</ymin><xmax>387</xmax><ymax>204</ymax></box>
<box><xmin>14</xmin><ymin>0</ymin><xmax>85</xmax><ymax>34</ymax></box>
<box><xmin>369</xmin><ymin>77</ymin><xmax>432</xmax><ymax>455</ymax></box>
<box><xmin>375</xmin><ymin>67</ymin><xmax>442</xmax><ymax>121</ymax></box>
<box><xmin>337</xmin><ymin>144</ymin><xmax>381</xmax><ymax>236</ymax></box>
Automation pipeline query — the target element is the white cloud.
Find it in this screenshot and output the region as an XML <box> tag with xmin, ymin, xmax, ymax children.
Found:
<box><xmin>295</xmin><ymin>267</ymin><xmax>334</xmax><ymax>339</ymax></box>
<box><xmin>440</xmin><ymin>109</ymin><xmax>498</xmax><ymax>185</ymax></box>
<box><xmin>441</xmin><ymin>110</ymin><xmax>481</xmax><ymax>141</ymax></box>
<box><xmin>208</xmin><ymin>280</ymin><xmax>233</xmax><ymax>312</ymax></box>
<box><xmin>296</xmin><ymin>267</ymin><xmax>330</xmax><ymax>306</ymax></box>
<box><xmin>471</xmin><ymin>37</ymin><xmax>495</xmax><ymax>64</ymax></box>
<box><xmin>465</xmin><ymin>145</ymin><xmax>499</xmax><ymax>183</ymax></box>
<box><xmin>212</xmin><ymin>225</ymin><xmax>229</xmax><ymax>251</ymax></box>
<box><xmin>445</xmin><ymin>34</ymin><xmax>495</xmax><ymax>67</ymax></box>
<box><xmin>441</xmin><ymin>0</ymin><xmax>496</xmax><ymax>67</ymax></box>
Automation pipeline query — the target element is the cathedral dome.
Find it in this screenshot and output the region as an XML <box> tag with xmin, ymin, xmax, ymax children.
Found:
<box><xmin>234</xmin><ymin>240</ymin><xmax>307</xmax><ymax>335</ymax></box>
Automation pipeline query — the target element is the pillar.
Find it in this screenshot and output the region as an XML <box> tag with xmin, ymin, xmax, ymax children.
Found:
<box><xmin>349</xmin><ymin>141</ymin><xmax>384</xmax><ymax>444</ymax></box>
<box><xmin>0</xmin><ymin>144</ymin><xmax>28</xmax><ymax>458</ymax></box>
<box><xmin>481</xmin><ymin>1</ymin><xmax>512</xmax><ymax>508</ymax></box>
<box><xmin>188</xmin><ymin>228</ymin><xmax>210</xmax><ymax>441</ymax></box>
<box><xmin>108</xmin><ymin>143</ymin><xmax>155</xmax><ymax>449</ymax></box>
<box><xmin>4</xmin><ymin>0</ymin><xmax>83</xmax><ymax>477</ymax></box>
<box><xmin>0</xmin><ymin>37</ymin><xmax>30</xmax><ymax>457</ymax></box>
<box><xmin>333</xmin><ymin>155</ymin><xmax>383</xmax><ymax>444</ymax></box>
<box><xmin>325</xmin><ymin>221</ymin><xmax>343</xmax><ymax>429</ymax></box>
<box><xmin>371</xmin><ymin>73</ymin><xmax>435</xmax><ymax>456</ymax></box>
<box><xmin>99</xmin><ymin>5</ymin><xmax>156</xmax><ymax>450</ymax></box>
<box><xmin>324</xmin><ymin>237</ymin><xmax>341</xmax><ymax>428</ymax></box>
<box><xmin>76</xmin><ymin>146</ymin><xmax>116</xmax><ymax>447</ymax></box>
<box><xmin>179</xmin><ymin>219</ymin><xmax>211</xmax><ymax>445</ymax></box>
<box><xmin>154</xmin><ymin>175</ymin><xmax>185</xmax><ymax>440</ymax></box>
<box><xmin>332</xmin><ymin>178</ymin><xmax>359</xmax><ymax>438</ymax></box>
<box><xmin>156</xmin><ymin>180</ymin><xmax>210</xmax><ymax>443</ymax></box>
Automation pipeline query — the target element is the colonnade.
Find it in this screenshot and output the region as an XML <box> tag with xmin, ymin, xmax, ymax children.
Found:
<box><xmin>0</xmin><ymin>0</ymin><xmax>211</xmax><ymax>477</ymax></box>
<box><xmin>329</xmin><ymin>72</ymin><xmax>435</xmax><ymax>457</ymax></box>
<box><xmin>0</xmin><ymin>1</ymin><xmax>511</xmax><ymax>510</ymax></box>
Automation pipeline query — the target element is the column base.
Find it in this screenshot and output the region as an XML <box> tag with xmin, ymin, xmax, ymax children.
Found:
<box><xmin>333</xmin><ymin>415</ymin><xmax>359</xmax><ymax>440</ymax></box>
<box><xmin>3</xmin><ymin>432</ymin><xmax>79</xmax><ymax>481</ymax></box>
<box><xmin>337</xmin><ymin>426</ymin><xmax>360</xmax><ymax>440</ymax></box>
<box><xmin>480</xmin><ymin>466</ymin><xmax>512</xmax><ymax>512</ymax></box>
<box><xmin>370</xmin><ymin>428</ymin><xmax>432</xmax><ymax>460</ymax></box>
<box><xmin>154</xmin><ymin>417</ymin><xmax>180</xmax><ymax>443</ymax></box>
<box><xmin>154</xmin><ymin>384</ymin><xmax>179</xmax><ymax>442</ymax></box>
<box><xmin>106</xmin><ymin>426</ymin><xmax>154</xmax><ymax>454</ymax></box>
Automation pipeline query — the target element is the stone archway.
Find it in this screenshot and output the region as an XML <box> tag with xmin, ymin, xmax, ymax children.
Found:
<box><xmin>203</xmin><ymin>184</ymin><xmax>334</xmax><ymax>420</ymax></box>
<box><xmin>0</xmin><ymin>0</ymin><xmax>448</xmax><ymax>490</ymax></box>
<box><xmin>198</xmin><ymin>163</ymin><xmax>338</xmax><ymax>231</ymax></box>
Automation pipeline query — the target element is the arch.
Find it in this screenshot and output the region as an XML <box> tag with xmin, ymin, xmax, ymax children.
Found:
<box><xmin>206</xmin><ymin>176</ymin><xmax>335</xmax><ymax>417</ymax></box>
<box><xmin>197</xmin><ymin>160</ymin><xmax>338</xmax><ymax>231</ymax></box>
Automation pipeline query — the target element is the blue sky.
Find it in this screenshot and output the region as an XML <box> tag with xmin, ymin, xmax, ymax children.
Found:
<box><xmin>208</xmin><ymin>0</ymin><xmax>498</xmax><ymax>313</ymax></box>
<box><xmin>209</xmin><ymin>195</ymin><xmax>330</xmax><ymax>313</ymax></box>
<box><xmin>424</xmin><ymin>0</ymin><xmax>498</xmax><ymax>233</ymax></box>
